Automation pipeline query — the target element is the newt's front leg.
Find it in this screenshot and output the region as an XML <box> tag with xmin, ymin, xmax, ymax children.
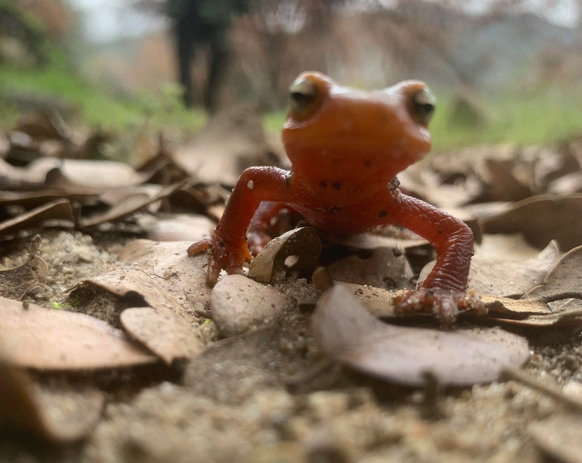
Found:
<box><xmin>188</xmin><ymin>167</ymin><xmax>291</xmax><ymax>286</ymax></box>
<box><xmin>390</xmin><ymin>192</ymin><xmax>484</xmax><ymax>324</ymax></box>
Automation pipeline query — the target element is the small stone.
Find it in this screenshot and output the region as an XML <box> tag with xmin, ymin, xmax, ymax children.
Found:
<box><xmin>210</xmin><ymin>275</ymin><xmax>290</xmax><ymax>337</ymax></box>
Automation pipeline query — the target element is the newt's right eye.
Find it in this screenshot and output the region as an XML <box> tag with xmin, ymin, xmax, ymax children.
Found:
<box><xmin>289</xmin><ymin>78</ymin><xmax>318</xmax><ymax>114</ymax></box>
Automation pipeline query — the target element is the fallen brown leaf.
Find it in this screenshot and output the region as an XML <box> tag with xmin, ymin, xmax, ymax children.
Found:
<box><xmin>482</xmin><ymin>194</ymin><xmax>582</xmax><ymax>251</ymax></box>
<box><xmin>79</xmin><ymin>181</ymin><xmax>185</xmax><ymax>230</ymax></box>
<box><xmin>249</xmin><ymin>227</ymin><xmax>322</xmax><ymax>284</ymax></box>
<box><xmin>524</xmin><ymin>245</ymin><xmax>582</xmax><ymax>301</ymax></box>
<box><xmin>325</xmin><ymin>247</ymin><xmax>414</xmax><ymax>290</ymax></box>
<box><xmin>0</xmin><ymin>198</ymin><xmax>74</xmax><ymax>237</ymax></box>
<box><xmin>0</xmin><ymin>296</ymin><xmax>156</xmax><ymax>370</ymax></box>
<box><xmin>120</xmin><ymin>307</ymin><xmax>201</xmax><ymax>364</ymax></box>
<box><xmin>0</xmin><ymin>357</ymin><xmax>104</xmax><ymax>443</ymax></box>
<box><xmin>312</xmin><ymin>285</ymin><xmax>529</xmax><ymax>387</ymax></box>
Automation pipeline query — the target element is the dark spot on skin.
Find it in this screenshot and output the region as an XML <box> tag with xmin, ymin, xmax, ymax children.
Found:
<box><xmin>219</xmin><ymin>241</ymin><xmax>225</xmax><ymax>247</ymax></box>
<box><xmin>378</xmin><ymin>211</ymin><xmax>387</xmax><ymax>218</ymax></box>
<box><xmin>438</xmin><ymin>230</ymin><xmax>442</xmax><ymax>234</ymax></box>
<box><xmin>331</xmin><ymin>206</ymin><xmax>342</xmax><ymax>213</ymax></box>
<box><xmin>320</xmin><ymin>181</ymin><xmax>327</xmax><ymax>188</ymax></box>
<box><xmin>333</xmin><ymin>182</ymin><xmax>341</xmax><ymax>191</ymax></box>
<box><xmin>364</xmin><ymin>161</ymin><xmax>372</xmax><ymax>168</ymax></box>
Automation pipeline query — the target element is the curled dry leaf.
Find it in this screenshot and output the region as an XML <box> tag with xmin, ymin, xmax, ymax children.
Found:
<box><xmin>249</xmin><ymin>227</ymin><xmax>322</xmax><ymax>284</ymax></box>
<box><xmin>524</xmin><ymin>245</ymin><xmax>582</xmax><ymax>301</ymax></box>
<box><xmin>482</xmin><ymin>194</ymin><xmax>582</xmax><ymax>251</ymax></box>
<box><xmin>210</xmin><ymin>274</ymin><xmax>290</xmax><ymax>337</ymax></box>
<box><xmin>312</xmin><ymin>285</ymin><xmax>529</xmax><ymax>387</ymax></box>
<box><xmin>0</xmin><ymin>357</ymin><xmax>104</xmax><ymax>443</ymax></box>
<box><xmin>0</xmin><ymin>198</ymin><xmax>74</xmax><ymax>237</ymax></box>
<box><xmin>77</xmin><ymin>268</ymin><xmax>202</xmax><ymax>363</ymax></box>
<box><xmin>116</xmin><ymin>240</ymin><xmax>211</xmax><ymax>311</ymax></box>
<box><xmin>325</xmin><ymin>247</ymin><xmax>414</xmax><ymax>290</ymax></box>
<box><xmin>529</xmin><ymin>414</ymin><xmax>582</xmax><ymax>463</ymax></box>
<box><xmin>419</xmin><ymin>238</ymin><xmax>560</xmax><ymax>297</ymax></box>
<box><xmin>0</xmin><ymin>255</ymin><xmax>48</xmax><ymax>300</ymax></box>
<box><xmin>0</xmin><ymin>296</ymin><xmax>156</xmax><ymax>370</ymax></box>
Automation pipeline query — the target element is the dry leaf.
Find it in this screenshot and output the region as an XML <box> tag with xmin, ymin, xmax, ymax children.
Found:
<box><xmin>79</xmin><ymin>181</ymin><xmax>185</xmax><ymax>230</ymax></box>
<box><xmin>0</xmin><ymin>198</ymin><xmax>74</xmax><ymax>237</ymax></box>
<box><xmin>210</xmin><ymin>274</ymin><xmax>290</xmax><ymax>337</ymax></box>
<box><xmin>120</xmin><ymin>307</ymin><xmax>201</xmax><ymax>364</ymax></box>
<box><xmin>479</xmin><ymin>295</ymin><xmax>552</xmax><ymax>316</ymax></box>
<box><xmin>312</xmin><ymin>285</ymin><xmax>529</xmax><ymax>386</ymax></box>
<box><xmin>0</xmin><ymin>357</ymin><xmax>104</xmax><ymax>443</ymax></box>
<box><xmin>77</xmin><ymin>268</ymin><xmax>203</xmax><ymax>363</ymax></box>
<box><xmin>419</xmin><ymin>238</ymin><xmax>560</xmax><ymax>297</ymax></box>
<box><xmin>0</xmin><ymin>297</ymin><xmax>156</xmax><ymax>370</ymax></box>
<box><xmin>116</xmin><ymin>240</ymin><xmax>211</xmax><ymax>311</ymax></box>
<box><xmin>14</xmin><ymin>110</ymin><xmax>69</xmax><ymax>141</ymax></box>
<box><xmin>0</xmin><ymin>255</ymin><xmax>48</xmax><ymax>300</ymax></box>
<box><xmin>483</xmin><ymin>158</ymin><xmax>531</xmax><ymax>201</ymax></box>
<box><xmin>249</xmin><ymin>227</ymin><xmax>322</xmax><ymax>284</ymax></box>
<box><xmin>325</xmin><ymin>247</ymin><xmax>414</xmax><ymax>290</ymax></box>
<box><xmin>482</xmin><ymin>194</ymin><xmax>582</xmax><ymax>251</ymax></box>
<box><xmin>524</xmin><ymin>246</ymin><xmax>582</xmax><ymax>300</ymax></box>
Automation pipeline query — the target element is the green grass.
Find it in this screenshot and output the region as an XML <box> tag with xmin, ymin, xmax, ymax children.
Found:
<box><xmin>262</xmin><ymin>87</ymin><xmax>582</xmax><ymax>152</ymax></box>
<box><xmin>0</xmin><ymin>50</ymin><xmax>206</xmax><ymax>132</ymax></box>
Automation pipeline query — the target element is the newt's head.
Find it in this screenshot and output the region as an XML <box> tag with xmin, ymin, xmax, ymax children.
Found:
<box><xmin>282</xmin><ymin>72</ymin><xmax>435</xmax><ymax>181</ymax></box>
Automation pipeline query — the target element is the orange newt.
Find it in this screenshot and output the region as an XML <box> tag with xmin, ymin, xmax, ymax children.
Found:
<box><xmin>188</xmin><ymin>72</ymin><xmax>482</xmax><ymax>324</ymax></box>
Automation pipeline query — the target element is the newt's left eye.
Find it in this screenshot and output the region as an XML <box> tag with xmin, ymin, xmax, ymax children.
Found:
<box><xmin>411</xmin><ymin>87</ymin><xmax>436</xmax><ymax>126</ymax></box>
<box><xmin>289</xmin><ymin>77</ymin><xmax>318</xmax><ymax>113</ymax></box>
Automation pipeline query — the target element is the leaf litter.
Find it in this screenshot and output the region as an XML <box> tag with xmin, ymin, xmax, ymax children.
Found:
<box><xmin>3</xmin><ymin>111</ymin><xmax>582</xmax><ymax>461</ymax></box>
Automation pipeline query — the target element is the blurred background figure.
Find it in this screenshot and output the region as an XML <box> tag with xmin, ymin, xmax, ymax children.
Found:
<box><xmin>166</xmin><ymin>0</ymin><xmax>250</xmax><ymax>111</ymax></box>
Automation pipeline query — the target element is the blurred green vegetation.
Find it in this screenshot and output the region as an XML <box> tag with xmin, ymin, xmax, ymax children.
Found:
<box><xmin>2</xmin><ymin>48</ymin><xmax>582</xmax><ymax>152</ymax></box>
<box><xmin>0</xmin><ymin>49</ymin><xmax>206</xmax><ymax>132</ymax></box>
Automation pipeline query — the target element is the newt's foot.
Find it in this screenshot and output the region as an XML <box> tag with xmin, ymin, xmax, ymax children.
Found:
<box><xmin>393</xmin><ymin>288</ymin><xmax>485</xmax><ymax>326</ymax></box>
<box><xmin>188</xmin><ymin>233</ymin><xmax>252</xmax><ymax>286</ymax></box>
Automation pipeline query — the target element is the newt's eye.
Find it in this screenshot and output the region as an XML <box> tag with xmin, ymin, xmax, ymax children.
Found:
<box><xmin>289</xmin><ymin>78</ymin><xmax>318</xmax><ymax>113</ymax></box>
<box><xmin>411</xmin><ymin>87</ymin><xmax>436</xmax><ymax>126</ymax></box>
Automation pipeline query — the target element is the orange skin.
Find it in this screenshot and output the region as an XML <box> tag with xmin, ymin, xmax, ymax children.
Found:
<box><xmin>189</xmin><ymin>72</ymin><xmax>482</xmax><ymax>324</ymax></box>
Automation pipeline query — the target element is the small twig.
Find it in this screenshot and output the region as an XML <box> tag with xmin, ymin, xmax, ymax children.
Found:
<box><xmin>500</xmin><ymin>366</ymin><xmax>582</xmax><ymax>412</ymax></box>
